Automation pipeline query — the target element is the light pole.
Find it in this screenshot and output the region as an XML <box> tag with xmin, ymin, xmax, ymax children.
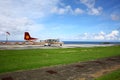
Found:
<box><xmin>6</xmin><ymin>32</ymin><xmax>10</xmax><ymax>43</ymax></box>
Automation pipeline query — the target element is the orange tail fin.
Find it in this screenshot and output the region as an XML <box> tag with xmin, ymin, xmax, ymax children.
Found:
<box><xmin>24</xmin><ymin>32</ymin><xmax>37</xmax><ymax>41</ymax></box>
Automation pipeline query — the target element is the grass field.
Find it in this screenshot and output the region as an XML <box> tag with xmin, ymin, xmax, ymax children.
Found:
<box><xmin>0</xmin><ymin>46</ymin><xmax>120</xmax><ymax>73</ymax></box>
<box><xmin>95</xmin><ymin>69</ymin><xmax>120</xmax><ymax>80</ymax></box>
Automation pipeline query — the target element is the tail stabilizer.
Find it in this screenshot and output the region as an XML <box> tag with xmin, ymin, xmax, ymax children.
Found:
<box><xmin>24</xmin><ymin>32</ymin><xmax>37</xmax><ymax>41</ymax></box>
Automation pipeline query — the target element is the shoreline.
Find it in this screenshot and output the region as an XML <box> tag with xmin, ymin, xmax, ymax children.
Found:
<box><xmin>62</xmin><ymin>44</ymin><xmax>117</xmax><ymax>48</ymax></box>
<box><xmin>0</xmin><ymin>44</ymin><xmax>119</xmax><ymax>50</ymax></box>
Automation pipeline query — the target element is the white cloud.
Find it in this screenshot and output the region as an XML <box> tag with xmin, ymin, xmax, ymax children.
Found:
<box><xmin>51</xmin><ymin>5</ymin><xmax>73</xmax><ymax>15</ymax></box>
<box><xmin>80</xmin><ymin>0</ymin><xmax>102</xmax><ymax>15</ymax></box>
<box><xmin>94</xmin><ymin>31</ymin><xmax>105</xmax><ymax>40</ymax></box>
<box><xmin>74</xmin><ymin>8</ymin><xmax>84</xmax><ymax>14</ymax></box>
<box><xmin>106</xmin><ymin>30</ymin><xmax>119</xmax><ymax>40</ymax></box>
<box><xmin>0</xmin><ymin>0</ymin><xmax>60</xmax><ymax>40</ymax></box>
<box><xmin>77</xmin><ymin>30</ymin><xmax>119</xmax><ymax>41</ymax></box>
<box><xmin>94</xmin><ymin>30</ymin><xmax>119</xmax><ymax>40</ymax></box>
<box><xmin>93</xmin><ymin>31</ymin><xmax>105</xmax><ymax>40</ymax></box>
<box><xmin>100</xmin><ymin>31</ymin><xmax>106</xmax><ymax>35</ymax></box>
<box><xmin>88</xmin><ymin>7</ymin><xmax>102</xmax><ymax>15</ymax></box>
<box><xmin>111</xmin><ymin>14</ymin><xmax>120</xmax><ymax>21</ymax></box>
<box><xmin>0</xmin><ymin>0</ymin><xmax>60</xmax><ymax>18</ymax></box>
<box><xmin>94</xmin><ymin>35</ymin><xmax>104</xmax><ymax>40</ymax></box>
<box><xmin>80</xmin><ymin>0</ymin><xmax>95</xmax><ymax>8</ymax></box>
<box><xmin>51</xmin><ymin>5</ymin><xmax>85</xmax><ymax>15</ymax></box>
<box><xmin>0</xmin><ymin>16</ymin><xmax>32</xmax><ymax>34</ymax></box>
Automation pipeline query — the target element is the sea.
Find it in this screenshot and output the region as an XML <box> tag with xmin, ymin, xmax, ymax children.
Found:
<box><xmin>0</xmin><ymin>40</ymin><xmax>120</xmax><ymax>45</ymax></box>
<box><xmin>63</xmin><ymin>41</ymin><xmax>120</xmax><ymax>45</ymax></box>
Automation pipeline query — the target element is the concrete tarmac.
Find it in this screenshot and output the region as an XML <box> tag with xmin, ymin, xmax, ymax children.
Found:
<box><xmin>0</xmin><ymin>44</ymin><xmax>116</xmax><ymax>50</ymax></box>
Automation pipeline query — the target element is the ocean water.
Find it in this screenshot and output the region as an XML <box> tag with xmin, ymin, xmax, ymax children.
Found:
<box><xmin>0</xmin><ymin>40</ymin><xmax>120</xmax><ymax>45</ymax></box>
<box><xmin>63</xmin><ymin>41</ymin><xmax>120</xmax><ymax>44</ymax></box>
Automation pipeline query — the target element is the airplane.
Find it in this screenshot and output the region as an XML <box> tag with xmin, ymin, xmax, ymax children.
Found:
<box><xmin>24</xmin><ymin>32</ymin><xmax>63</xmax><ymax>46</ymax></box>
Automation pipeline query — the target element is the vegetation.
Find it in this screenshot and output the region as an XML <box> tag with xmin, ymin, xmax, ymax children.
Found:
<box><xmin>102</xmin><ymin>42</ymin><xmax>110</xmax><ymax>44</ymax></box>
<box><xmin>95</xmin><ymin>69</ymin><xmax>120</xmax><ymax>80</ymax></box>
<box><xmin>0</xmin><ymin>46</ymin><xmax>120</xmax><ymax>73</ymax></box>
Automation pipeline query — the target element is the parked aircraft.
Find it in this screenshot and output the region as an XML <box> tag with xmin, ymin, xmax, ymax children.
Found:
<box><xmin>24</xmin><ymin>32</ymin><xmax>63</xmax><ymax>46</ymax></box>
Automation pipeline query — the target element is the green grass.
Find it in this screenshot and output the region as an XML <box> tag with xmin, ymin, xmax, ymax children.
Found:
<box><xmin>95</xmin><ymin>69</ymin><xmax>120</xmax><ymax>80</ymax></box>
<box><xmin>0</xmin><ymin>46</ymin><xmax>120</xmax><ymax>73</ymax></box>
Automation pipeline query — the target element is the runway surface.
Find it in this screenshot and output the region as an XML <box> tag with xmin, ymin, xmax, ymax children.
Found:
<box><xmin>0</xmin><ymin>44</ymin><xmax>116</xmax><ymax>50</ymax></box>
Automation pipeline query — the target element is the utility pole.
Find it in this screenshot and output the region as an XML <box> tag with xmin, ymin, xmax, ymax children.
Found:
<box><xmin>6</xmin><ymin>32</ymin><xmax>10</xmax><ymax>43</ymax></box>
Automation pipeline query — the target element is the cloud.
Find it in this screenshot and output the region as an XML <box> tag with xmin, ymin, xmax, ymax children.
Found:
<box><xmin>88</xmin><ymin>7</ymin><xmax>102</xmax><ymax>15</ymax></box>
<box><xmin>106</xmin><ymin>30</ymin><xmax>119</xmax><ymax>40</ymax></box>
<box><xmin>51</xmin><ymin>5</ymin><xmax>73</xmax><ymax>15</ymax></box>
<box><xmin>0</xmin><ymin>16</ymin><xmax>32</xmax><ymax>34</ymax></box>
<box><xmin>77</xmin><ymin>30</ymin><xmax>119</xmax><ymax>40</ymax></box>
<box><xmin>111</xmin><ymin>14</ymin><xmax>120</xmax><ymax>21</ymax></box>
<box><xmin>0</xmin><ymin>0</ymin><xmax>60</xmax><ymax>18</ymax></box>
<box><xmin>0</xmin><ymin>0</ymin><xmax>60</xmax><ymax>40</ymax></box>
<box><xmin>94</xmin><ymin>31</ymin><xmax>105</xmax><ymax>40</ymax></box>
<box><xmin>93</xmin><ymin>30</ymin><xmax>119</xmax><ymax>40</ymax></box>
<box><xmin>51</xmin><ymin>5</ymin><xmax>85</xmax><ymax>15</ymax></box>
<box><xmin>80</xmin><ymin>0</ymin><xmax>102</xmax><ymax>15</ymax></box>
<box><xmin>74</xmin><ymin>8</ymin><xmax>84</xmax><ymax>14</ymax></box>
<box><xmin>80</xmin><ymin>0</ymin><xmax>95</xmax><ymax>8</ymax></box>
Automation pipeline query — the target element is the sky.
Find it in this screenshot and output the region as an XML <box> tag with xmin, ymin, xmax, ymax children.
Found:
<box><xmin>0</xmin><ymin>0</ymin><xmax>120</xmax><ymax>41</ymax></box>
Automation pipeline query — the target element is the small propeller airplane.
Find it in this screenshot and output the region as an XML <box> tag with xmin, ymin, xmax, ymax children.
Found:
<box><xmin>24</xmin><ymin>32</ymin><xmax>63</xmax><ymax>46</ymax></box>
